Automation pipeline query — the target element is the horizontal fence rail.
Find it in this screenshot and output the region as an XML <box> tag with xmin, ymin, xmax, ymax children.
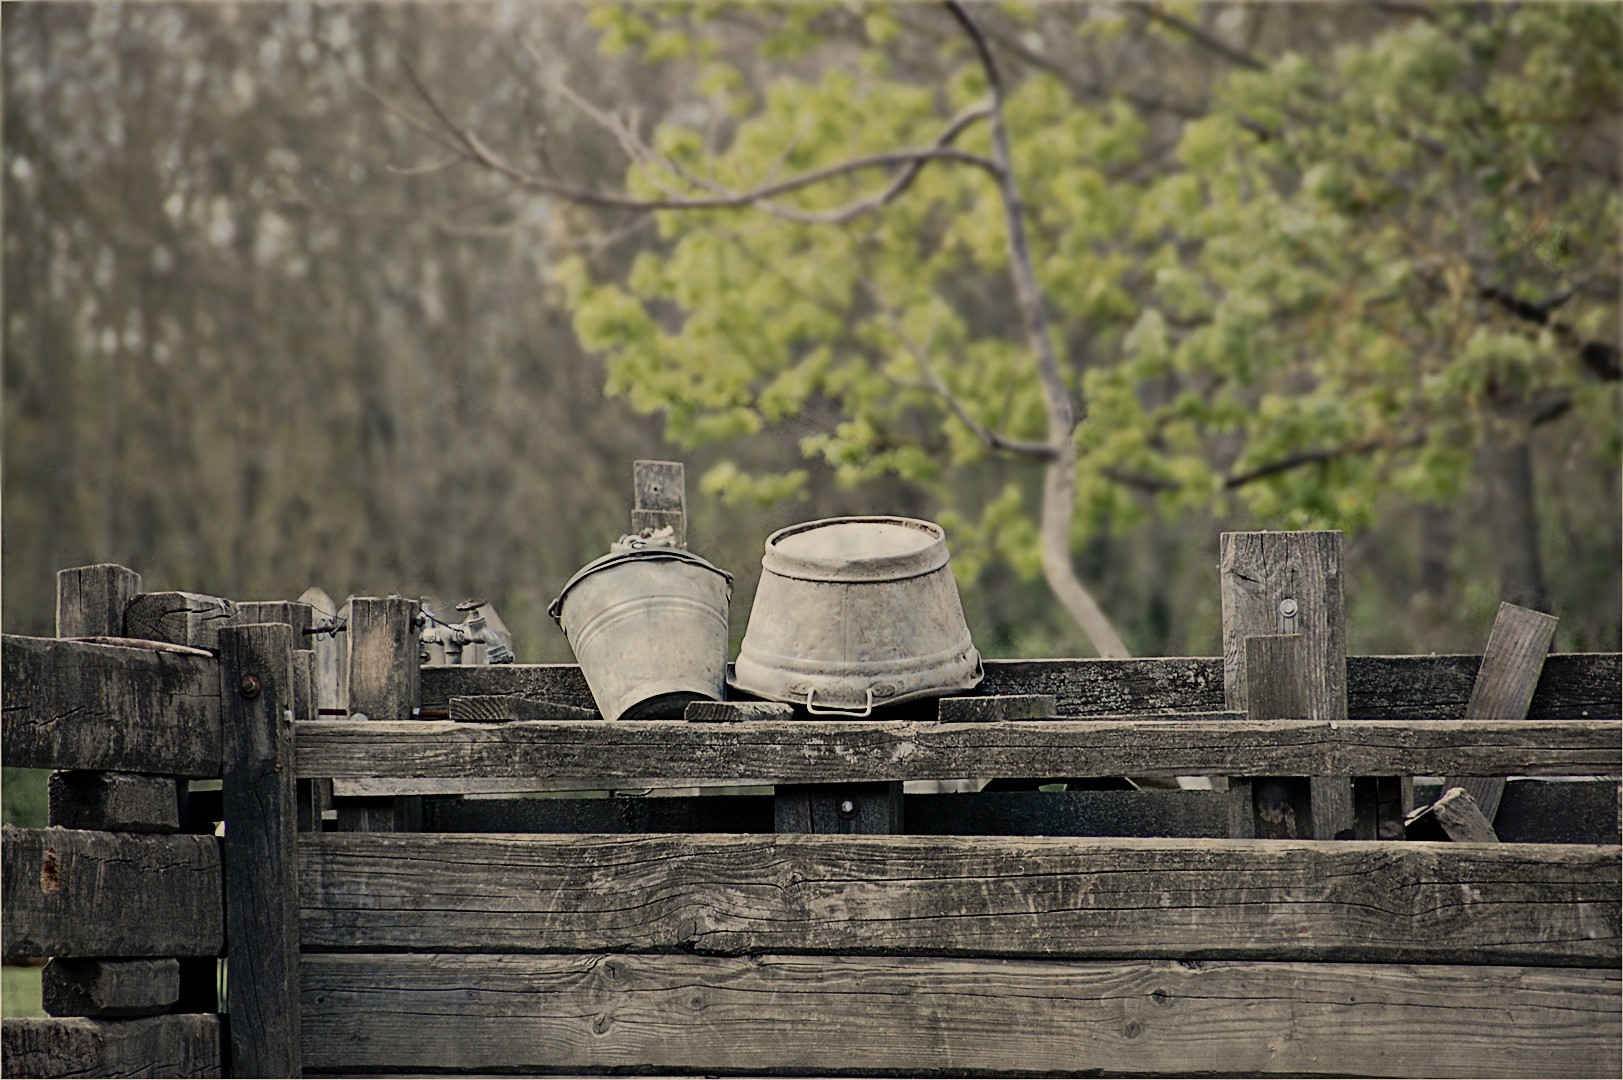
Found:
<box><xmin>298</xmin><ymin>953</ymin><xmax>1622</xmax><ymax>1079</ymax></box>
<box><xmin>300</xmin><ymin>833</ymin><xmax>1621</xmax><ymax>967</ymax></box>
<box><xmin>1</xmin><ymin>635</ymin><xmax>221</xmax><ymax>776</ymax></box>
<box><xmin>422</xmin><ymin>652</ymin><xmax>1622</xmax><ymax>720</ymax></box>
<box><xmin>294</xmin><ymin>716</ymin><xmax>1622</xmax><ymax>787</ymax></box>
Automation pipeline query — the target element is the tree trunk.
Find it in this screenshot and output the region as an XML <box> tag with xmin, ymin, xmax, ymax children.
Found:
<box><xmin>1041</xmin><ymin>452</ymin><xmax>1131</xmax><ymax>658</ymax></box>
<box><xmin>1486</xmin><ymin>412</ymin><xmax>1550</xmax><ymax>614</ymax></box>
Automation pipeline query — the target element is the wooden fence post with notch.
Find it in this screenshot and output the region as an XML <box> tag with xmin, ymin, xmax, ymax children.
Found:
<box><xmin>1220</xmin><ymin>531</ymin><xmax>1351</xmax><ymax>840</ymax></box>
<box><xmin>219</xmin><ymin>622</ymin><xmax>301</xmax><ymax>1077</ymax></box>
<box><xmin>632</xmin><ymin>459</ymin><xmax>687</xmax><ymax>548</ymax></box>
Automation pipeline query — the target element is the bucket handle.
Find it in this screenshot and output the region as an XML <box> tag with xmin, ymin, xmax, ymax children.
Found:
<box><xmin>804</xmin><ymin>687</ymin><xmax>875</xmax><ymax>718</ymax></box>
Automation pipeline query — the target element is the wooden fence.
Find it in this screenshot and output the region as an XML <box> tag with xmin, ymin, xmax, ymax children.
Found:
<box><xmin>3</xmin><ymin>530</ymin><xmax>1620</xmax><ymax>1078</ymax></box>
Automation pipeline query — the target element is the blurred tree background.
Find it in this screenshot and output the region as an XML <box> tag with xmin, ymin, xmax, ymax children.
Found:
<box><xmin>4</xmin><ymin>0</ymin><xmax>1618</xmax><ymax>748</ymax></box>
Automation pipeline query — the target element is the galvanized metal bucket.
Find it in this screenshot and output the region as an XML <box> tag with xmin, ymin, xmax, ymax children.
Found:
<box><xmin>549</xmin><ymin>545</ymin><xmax>733</xmax><ymax>721</ymax></box>
<box><xmin>730</xmin><ymin>516</ymin><xmax>983</xmax><ymax>715</ymax></box>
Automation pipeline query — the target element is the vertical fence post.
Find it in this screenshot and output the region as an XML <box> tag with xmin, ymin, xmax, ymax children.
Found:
<box><xmin>56</xmin><ymin>564</ymin><xmax>141</xmax><ymax>638</ymax></box>
<box><xmin>1220</xmin><ymin>531</ymin><xmax>1351</xmax><ymax>840</ymax></box>
<box><xmin>632</xmin><ymin>459</ymin><xmax>687</xmax><ymax>548</ymax></box>
<box><xmin>219</xmin><ymin>623</ymin><xmax>301</xmax><ymax>1078</ymax></box>
<box><xmin>1245</xmin><ymin>635</ymin><xmax>1316</xmax><ymax>838</ymax></box>
<box><xmin>338</xmin><ymin>598</ymin><xmax>421</xmax><ymax>831</ymax></box>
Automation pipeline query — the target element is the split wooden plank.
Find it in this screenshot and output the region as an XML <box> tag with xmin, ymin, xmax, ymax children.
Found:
<box><xmin>2</xmin><ymin>1015</ymin><xmax>222</xmax><ymax>1079</ymax></box>
<box><xmin>937</xmin><ymin>693</ymin><xmax>1056</xmax><ymax>722</ymax></box>
<box><xmin>1407</xmin><ymin>786</ymin><xmax>1501</xmax><ymax>844</ymax></box>
<box><xmin>632</xmin><ymin>459</ymin><xmax>686</xmax><ymax>547</ymax></box>
<box><xmin>1</xmin><ymin>826</ymin><xmax>223</xmax><ymax>960</ymax></box>
<box><xmin>56</xmin><ymin>564</ymin><xmax>142</xmax><ymax>639</ymax></box>
<box><xmin>683</xmin><ymin>700</ymin><xmax>793</xmax><ymax>723</ymax></box>
<box><xmin>298</xmin><ymin>832</ymin><xmax>1620</xmax><ymax>966</ymax></box>
<box><xmin>48</xmin><ymin>772</ymin><xmax>179</xmax><ymax>834</ymax></box>
<box><xmin>218</xmin><ymin>623</ymin><xmax>302</xmax><ymax>1078</ymax></box>
<box><xmin>298</xmin><ymin>953</ymin><xmax>1621</xmax><ymax>1078</ymax></box>
<box><xmin>42</xmin><ymin>959</ymin><xmax>180</xmax><ymax>1019</ymax></box>
<box><xmin>293</xmin><ymin>716</ymin><xmax>1621</xmax><ymax>785</ymax></box>
<box><xmin>1444</xmin><ymin>602</ymin><xmax>1561</xmax><ymax>822</ymax></box>
<box><xmin>2</xmin><ymin>635</ymin><xmax>221</xmax><ymax>776</ymax></box>
<box><xmin>449</xmin><ymin>694</ymin><xmax>597</xmax><ymax>722</ymax></box>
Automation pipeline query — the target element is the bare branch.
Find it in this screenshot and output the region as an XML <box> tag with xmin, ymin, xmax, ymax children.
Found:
<box><xmin>1102</xmin><ymin>432</ymin><xmax>1428</xmax><ymax>494</ymax></box>
<box><xmin>1141</xmin><ymin>4</ymin><xmax>1267</xmax><ymax>72</ymax></box>
<box><xmin>386</xmin><ymin>156</ymin><xmax>464</xmax><ymax>178</ymax></box>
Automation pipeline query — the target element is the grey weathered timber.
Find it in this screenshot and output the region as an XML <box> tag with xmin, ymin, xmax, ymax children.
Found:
<box><xmin>333</xmin><ymin>796</ymin><xmax>421</xmax><ymax>833</ymax></box>
<box><xmin>48</xmin><ymin>771</ymin><xmax>179</xmax><ymax>834</ymax></box>
<box><xmin>297</xmin><ymin>953</ymin><xmax>1621</xmax><ymax>1078</ymax></box>
<box><xmin>1407</xmin><ymin>786</ymin><xmax>1501</xmax><ymax>844</ymax></box>
<box><xmin>1245</xmin><ymin>635</ymin><xmax>1315</xmax><ymax>840</ymax></box>
<box><xmin>1352</xmin><ymin>776</ymin><xmax>1410</xmax><ymax>840</ymax></box>
<box><xmin>1225</xmin><ymin>532</ymin><xmax>1353</xmax><ymax>839</ymax></box>
<box><xmin>421</xmin><ymin>652</ymin><xmax>1621</xmax><ymax>719</ymax></box>
<box><xmin>299</xmin><ymin>832</ymin><xmax>1620</xmax><ymax>965</ymax></box>
<box><xmin>2</xmin><ymin>635</ymin><xmax>221</xmax><ymax>776</ymax></box>
<box><xmin>293</xmin><ymin>716</ymin><xmax>1621</xmax><ymax>785</ymax></box>
<box><xmin>449</xmin><ymin>694</ymin><xmax>597</xmax><ymax>722</ymax></box>
<box><xmin>683</xmin><ymin>700</ymin><xmax>794</xmax><ymax>723</ymax></box>
<box><xmin>218</xmin><ymin>623</ymin><xmax>302</xmax><ymax>1078</ymax></box>
<box><xmin>937</xmin><ymin>693</ymin><xmax>1056</xmax><ymax>722</ymax></box>
<box><xmin>1442</xmin><ymin>602</ymin><xmax>1560</xmax><ymax>822</ymax></box>
<box><xmin>232</xmin><ymin>600</ymin><xmax>315</xmax><ymax>645</ymax></box>
<box><xmin>56</xmin><ymin>564</ymin><xmax>142</xmax><ymax>639</ymax></box>
<box><xmin>2</xmin><ymin>1015</ymin><xmax>222</xmax><ymax>1079</ymax></box>
<box><xmin>292</xmin><ymin>650</ymin><xmax>316</xmax><ymax>723</ymax></box>
<box><xmin>775</xmin><ymin>781</ymin><xmax>902</xmax><ymax>834</ymax></box>
<box><xmin>632</xmin><ymin>459</ymin><xmax>686</xmax><ymax>547</ymax></box>
<box><xmin>345</xmin><ymin>597</ymin><xmax>420</xmax><ymax>722</ymax></box>
<box><xmin>42</xmin><ymin>958</ymin><xmax>180</xmax><ymax>1018</ymax></box>
<box><xmin>1</xmin><ymin>826</ymin><xmax>223</xmax><ymax>960</ymax></box>
<box><xmin>908</xmin><ymin>790</ymin><xmax>1229</xmax><ymax>838</ymax></box>
<box><xmin>298</xmin><ymin>587</ymin><xmax>347</xmax><ymax>712</ymax></box>
<box><xmin>123</xmin><ymin>591</ymin><xmax>238</xmax><ymax>652</ymax></box>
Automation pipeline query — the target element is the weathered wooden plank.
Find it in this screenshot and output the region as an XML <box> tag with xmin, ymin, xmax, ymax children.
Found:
<box><xmin>683</xmin><ymin>700</ymin><xmax>793</xmax><ymax>723</ymax></box>
<box><xmin>299</xmin><ymin>833</ymin><xmax>1620</xmax><ymax>965</ymax></box>
<box><xmin>1407</xmin><ymin>786</ymin><xmax>1501</xmax><ymax>844</ymax></box>
<box><xmin>422</xmin><ymin>794</ymin><xmax>775</xmax><ymax>833</ymax></box>
<box><xmin>1246</xmin><ymin>635</ymin><xmax>1315</xmax><ymax>840</ymax></box>
<box><xmin>48</xmin><ymin>771</ymin><xmax>179</xmax><ymax>834</ymax></box>
<box><xmin>123</xmin><ymin>591</ymin><xmax>238</xmax><ymax>652</ymax></box>
<box><xmin>422</xmin><ymin>652</ymin><xmax>1621</xmax><ymax>719</ymax></box>
<box><xmin>632</xmin><ymin>459</ymin><xmax>685</xmax><ymax>547</ymax></box>
<box><xmin>937</xmin><ymin>693</ymin><xmax>1056</xmax><ymax>722</ymax></box>
<box><xmin>1444</xmin><ymin>602</ymin><xmax>1560</xmax><ymax>821</ymax></box>
<box><xmin>775</xmin><ymin>782</ymin><xmax>901</xmax><ymax>835</ymax></box>
<box><xmin>42</xmin><ymin>959</ymin><xmax>180</xmax><ymax>1019</ymax></box>
<box><xmin>908</xmin><ymin>790</ymin><xmax>1229</xmax><ymax>838</ymax></box>
<box><xmin>218</xmin><ymin>623</ymin><xmax>301</xmax><ymax>1079</ymax></box>
<box><xmin>1497</xmin><ymin>778</ymin><xmax>1621</xmax><ymax>844</ymax></box>
<box><xmin>298</xmin><ymin>953</ymin><xmax>1622</xmax><ymax>1078</ymax></box>
<box><xmin>2</xmin><ymin>635</ymin><xmax>221</xmax><ymax>776</ymax></box>
<box><xmin>293</xmin><ymin>716</ymin><xmax>1622</xmax><ymax>785</ymax></box>
<box><xmin>346</xmin><ymin>598</ymin><xmax>420</xmax><ymax>722</ymax></box>
<box><xmin>56</xmin><ymin>564</ymin><xmax>142</xmax><ymax>639</ymax></box>
<box><xmin>2</xmin><ymin>1015</ymin><xmax>221</xmax><ymax>1078</ymax></box>
<box><xmin>449</xmin><ymin>694</ymin><xmax>597</xmax><ymax>722</ymax></box>
<box><xmin>2</xmin><ymin>826</ymin><xmax>223</xmax><ymax>960</ymax></box>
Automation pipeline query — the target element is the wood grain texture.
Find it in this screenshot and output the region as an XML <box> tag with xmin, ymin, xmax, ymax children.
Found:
<box><xmin>123</xmin><ymin>591</ymin><xmax>238</xmax><ymax>652</ymax></box>
<box><xmin>2</xmin><ymin>635</ymin><xmax>221</xmax><ymax>776</ymax></box>
<box><xmin>42</xmin><ymin>959</ymin><xmax>180</xmax><ymax>1019</ymax></box>
<box><xmin>1444</xmin><ymin>602</ymin><xmax>1561</xmax><ymax>821</ymax></box>
<box><xmin>683</xmin><ymin>700</ymin><xmax>793</xmax><ymax>723</ymax></box>
<box><xmin>298</xmin><ymin>953</ymin><xmax>1621</xmax><ymax>1078</ymax></box>
<box><xmin>346</xmin><ymin>597</ymin><xmax>420</xmax><ymax>722</ymax></box>
<box><xmin>218</xmin><ymin>623</ymin><xmax>302</xmax><ymax>1079</ymax></box>
<box><xmin>1496</xmin><ymin>779</ymin><xmax>1621</xmax><ymax>845</ymax></box>
<box><xmin>293</xmin><ymin>716</ymin><xmax>1621</xmax><ymax>785</ymax></box>
<box><xmin>937</xmin><ymin>693</ymin><xmax>1056</xmax><ymax>722</ymax></box>
<box><xmin>449</xmin><ymin>694</ymin><xmax>597</xmax><ymax>722</ymax></box>
<box><xmin>422</xmin><ymin>793</ymin><xmax>775</xmax><ymax>834</ymax></box>
<box><xmin>2</xmin><ymin>1016</ymin><xmax>222</xmax><ymax>1079</ymax></box>
<box><xmin>422</xmin><ymin>652</ymin><xmax>1621</xmax><ymax>719</ymax></box>
<box><xmin>1408</xmin><ymin>787</ymin><xmax>1501</xmax><ymax>844</ymax></box>
<box><xmin>1246</xmin><ymin>635</ymin><xmax>1320</xmax><ymax>840</ymax></box>
<box><xmin>56</xmin><ymin>564</ymin><xmax>142</xmax><ymax>639</ymax></box>
<box><xmin>774</xmin><ymin>782</ymin><xmax>901</xmax><ymax>835</ymax></box>
<box><xmin>632</xmin><ymin>459</ymin><xmax>685</xmax><ymax>547</ymax></box>
<box><xmin>298</xmin><ymin>832</ymin><xmax>1620</xmax><ymax>966</ymax></box>
<box><xmin>48</xmin><ymin>772</ymin><xmax>179</xmax><ymax>834</ymax></box>
<box><xmin>2</xmin><ymin>826</ymin><xmax>223</xmax><ymax>960</ymax></box>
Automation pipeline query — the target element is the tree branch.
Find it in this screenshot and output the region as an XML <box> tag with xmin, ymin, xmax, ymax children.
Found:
<box><xmin>1142</xmin><ymin>4</ymin><xmax>1267</xmax><ymax>72</ymax></box>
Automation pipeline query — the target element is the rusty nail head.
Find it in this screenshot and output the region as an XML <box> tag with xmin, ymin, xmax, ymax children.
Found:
<box><xmin>239</xmin><ymin>674</ymin><xmax>262</xmax><ymax>699</ymax></box>
<box><xmin>837</xmin><ymin>797</ymin><xmax>859</xmax><ymax>819</ymax></box>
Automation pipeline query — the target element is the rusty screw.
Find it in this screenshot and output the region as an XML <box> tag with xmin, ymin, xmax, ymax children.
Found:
<box><xmin>239</xmin><ymin>674</ymin><xmax>262</xmax><ymax>699</ymax></box>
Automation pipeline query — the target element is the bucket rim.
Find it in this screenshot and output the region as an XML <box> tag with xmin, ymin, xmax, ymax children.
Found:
<box><xmin>548</xmin><ymin>547</ymin><xmax>733</xmax><ymax>623</ymax></box>
<box><xmin>762</xmin><ymin>515</ymin><xmax>949</xmax><ymax>583</ymax></box>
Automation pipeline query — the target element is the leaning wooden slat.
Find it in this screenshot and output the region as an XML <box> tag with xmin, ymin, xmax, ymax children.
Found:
<box><xmin>420</xmin><ymin>653</ymin><xmax>1622</xmax><ymax>720</ymax></box>
<box><xmin>294</xmin><ymin>716</ymin><xmax>1622</xmax><ymax>785</ymax></box>
<box><xmin>1</xmin><ymin>635</ymin><xmax>220</xmax><ymax>777</ymax></box>
<box><xmin>299</xmin><ymin>833</ymin><xmax>1620</xmax><ymax>966</ymax></box>
<box><xmin>2</xmin><ymin>1015</ymin><xmax>221</xmax><ymax>1079</ymax></box>
<box><xmin>2</xmin><ymin>826</ymin><xmax>223</xmax><ymax>961</ymax></box>
<box><xmin>299</xmin><ymin>953</ymin><xmax>1621</xmax><ymax>1078</ymax></box>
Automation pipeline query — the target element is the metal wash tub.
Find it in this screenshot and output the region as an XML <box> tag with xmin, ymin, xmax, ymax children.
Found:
<box><xmin>730</xmin><ymin>516</ymin><xmax>983</xmax><ymax>715</ymax></box>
